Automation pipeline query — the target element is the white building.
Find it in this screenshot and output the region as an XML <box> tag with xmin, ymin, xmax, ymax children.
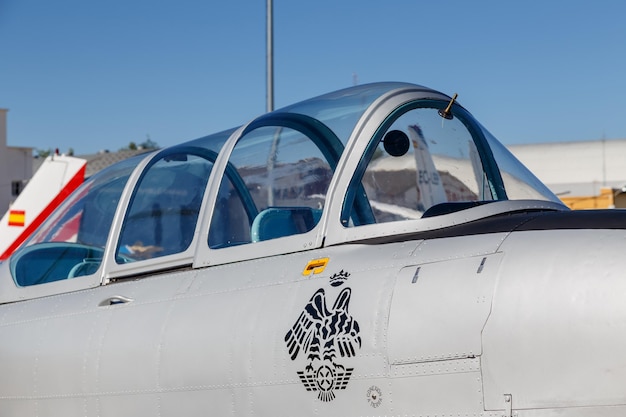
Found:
<box><xmin>0</xmin><ymin>109</ymin><xmax>33</xmax><ymax>214</ymax></box>
<box><xmin>509</xmin><ymin>139</ymin><xmax>626</xmax><ymax>198</ymax></box>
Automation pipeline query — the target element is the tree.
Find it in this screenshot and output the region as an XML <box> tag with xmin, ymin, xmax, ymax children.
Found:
<box><xmin>35</xmin><ymin>148</ymin><xmax>52</xmax><ymax>158</ymax></box>
<box><xmin>139</xmin><ymin>135</ymin><xmax>158</xmax><ymax>149</ymax></box>
<box><xmin>120</xmin><ymin>136</ymin><xmax>158</xmax><ymax>151</ymax></box>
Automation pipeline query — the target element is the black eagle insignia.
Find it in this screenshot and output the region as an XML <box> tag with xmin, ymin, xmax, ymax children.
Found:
<box><xmin>285</xmin><ymin>287</ymin><xmax>361</xmax><ymax>401</ymax></box>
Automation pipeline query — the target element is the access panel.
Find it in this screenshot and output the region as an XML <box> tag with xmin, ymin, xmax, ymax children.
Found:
<box><xmin>388</xmin><ymin>253</ymin><xmax>503</xmax><ymax>364</ymax></box>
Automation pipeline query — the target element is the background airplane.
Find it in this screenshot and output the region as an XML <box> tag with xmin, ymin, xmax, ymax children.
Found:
<box><xmin>0</xmin><ymin>152</ymin><xmax>86</xmax><ymax>260</ymax></box>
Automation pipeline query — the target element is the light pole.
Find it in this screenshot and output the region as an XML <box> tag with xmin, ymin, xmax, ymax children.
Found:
<box><xmin>266</xmin><ymin>0</ymin><xmax>274</xmax><ymax>113</ymax></box>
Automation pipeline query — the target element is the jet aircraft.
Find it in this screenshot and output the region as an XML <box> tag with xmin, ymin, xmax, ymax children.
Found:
<box><xmin>1</xmin><ymin>82</ymin><xmax>624</xmax><ymax>417</ymax></box>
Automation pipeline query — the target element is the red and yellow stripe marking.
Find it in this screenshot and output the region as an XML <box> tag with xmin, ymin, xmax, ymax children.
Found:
<box><xmin>8</xmin><ymin>210</ymin><xmax>25</xmax><ymax>227</ymax></box>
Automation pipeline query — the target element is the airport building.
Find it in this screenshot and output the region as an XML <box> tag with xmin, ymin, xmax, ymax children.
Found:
<box><xmin>509</xmin><ymin>140</ymin><xmax>626</xmax><ymax>209</ymax></box>
<box><xmin>0</xmin><ymin>109</ymin><xmax>33</xmax><ymax>216</ymax></box>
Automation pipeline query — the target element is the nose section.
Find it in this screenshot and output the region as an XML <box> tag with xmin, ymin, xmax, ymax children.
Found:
<box><xmin>482</xmin><ymin>227</ymin><xmax>626</xmax><ymax>411</ymax></box>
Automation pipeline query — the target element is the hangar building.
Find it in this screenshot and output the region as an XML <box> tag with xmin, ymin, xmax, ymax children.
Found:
<box><xmin>509</xmin><ymin>139</ymin><xmax>626</xmax><ymax>209</ymax></box>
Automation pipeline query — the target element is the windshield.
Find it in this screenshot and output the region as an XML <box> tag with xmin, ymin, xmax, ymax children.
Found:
<box><xmin>481</xmin><ymin>124</ymin><xmax>561</xmax><ymax>203</ymax></box>
<box><xmin>342</xmin><ymin>99</ymin><xmax>562</xmax><ymax>226</ymax></box>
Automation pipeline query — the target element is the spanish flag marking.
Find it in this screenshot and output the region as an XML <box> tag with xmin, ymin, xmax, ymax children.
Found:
<box><xmin>8</xmin><ymin>210</ymin><xmax>25</xmax><ymax>227</ymax></box>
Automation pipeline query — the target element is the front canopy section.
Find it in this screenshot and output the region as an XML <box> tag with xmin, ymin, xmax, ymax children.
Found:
<box><xmin>202</xmin><ymin>82</ymin><xmax>564</xmax><ymax>259</ymax></box>
<box><xmin>338</xmin><ymin>89</ymin><xmax>564</xmax><ymax>231</ymax></box>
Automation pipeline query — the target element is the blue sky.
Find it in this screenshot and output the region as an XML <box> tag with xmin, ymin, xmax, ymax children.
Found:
<box><xmin>1</xmin><ymin>1</ymin><xmax>625</xmax><ymax>155</ymax></box>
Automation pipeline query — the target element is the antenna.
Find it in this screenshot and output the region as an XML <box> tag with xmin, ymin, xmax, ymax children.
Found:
<box><xmin>438</xmin><ymin>93</ymin><xmax>458</xmax><ymax>120</ymax></box>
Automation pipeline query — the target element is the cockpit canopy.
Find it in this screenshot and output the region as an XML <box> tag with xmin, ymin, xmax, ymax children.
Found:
<box><xmin>7</xmin><ymin>82</ymin><xmax>563</xmax><ymax>290</ymax></box>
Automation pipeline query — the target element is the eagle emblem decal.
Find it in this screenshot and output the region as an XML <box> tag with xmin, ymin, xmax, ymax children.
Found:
<box><xmin>285</xmin><ymin>270</ymin><xmax>361</xmax><ymax>401</ymax></box>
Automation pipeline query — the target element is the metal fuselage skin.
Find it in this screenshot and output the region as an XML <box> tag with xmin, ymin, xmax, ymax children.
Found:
<box><xmin>1</xmin><ymin>83</ymin><xmax>625</xmax><ymax>417</ymax></box>
<box><xmin>2</xmin><ymin>210</ymin><xmax>626</xmax><ymax>416</ymax></box>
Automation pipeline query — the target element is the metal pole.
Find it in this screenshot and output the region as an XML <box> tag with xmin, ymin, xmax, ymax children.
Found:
<box><xmin>266</xmin><ymin>0</ymin><xmax>274</xmax><ymax>112</ymax></box>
